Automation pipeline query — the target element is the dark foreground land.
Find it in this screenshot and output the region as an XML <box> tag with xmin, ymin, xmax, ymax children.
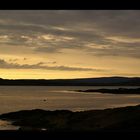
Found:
<box><xmin>75</xmin><ymin>88</ymin><xmax>140</xmax><ymax>94</ymax></box>
<box><xmin>1</xmin><ymin>105</ymin><xmax>140</xmax><ymax>132</ymax></box>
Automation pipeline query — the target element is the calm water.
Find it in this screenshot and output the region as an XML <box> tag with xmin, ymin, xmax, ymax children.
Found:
<box><xmin>0</xmin><ymin>86</ymin><xmax>140</xmax><ymax>130</ymax></box>
<box><xmin>0</xmin><ymin>86</ymin><xmax>140</xmax><ymax>114</ymax></box>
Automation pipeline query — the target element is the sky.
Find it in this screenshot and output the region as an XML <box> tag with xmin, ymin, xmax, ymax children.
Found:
<box><xmin>0</xmin><ymin>10</ymin><xmax>140</xmax><ymax>79</ymax></box>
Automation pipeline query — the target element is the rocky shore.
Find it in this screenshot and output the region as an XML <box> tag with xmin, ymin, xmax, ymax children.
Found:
<box><xmin>1</xmin><ymin>105</ymin><xmax>140</xmax><ymax>132</ymax></box>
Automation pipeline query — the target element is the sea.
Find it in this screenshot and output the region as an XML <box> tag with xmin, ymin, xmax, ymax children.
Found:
<box><xmin>0</xmin><ymin>86</ymin><xmax>140</xmax><ymax>130</ymax></box>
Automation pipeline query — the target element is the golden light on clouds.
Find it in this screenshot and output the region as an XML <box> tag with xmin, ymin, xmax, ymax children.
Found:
<box><xmin>107</xmin><ymin>36</ymin><xmax>140</xmax><ymax>43</ymax></box>
<box><xmin>0</xmin><ymin>10</ymin><xmax>139</xmax><ymax>79</ymax></box>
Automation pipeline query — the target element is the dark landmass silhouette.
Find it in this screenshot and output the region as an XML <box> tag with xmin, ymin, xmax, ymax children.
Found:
<box><xmin>0</xmin><ymin>76</ymin><xmax>140</xmax><ymax>86</ymax></box>
<box><xmin>75</xmin><ymin>88</ymin><xmax>140</xmax><ymax>94</ymax></box>
<box><xmin>1</xmin><ymin>105</ymin><xmax>140</xmax><ymax>132</ymax></box>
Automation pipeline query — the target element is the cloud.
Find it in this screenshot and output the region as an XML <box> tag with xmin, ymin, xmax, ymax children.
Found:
<box><xmin>0</xmin><ymin>10</ymin><xmax>140</xmax><ymax>58</ymax></box>
<box><xmin>9</xmin><ymin>58</ymin><xmax>18</xmax><ymax>62</ymax></box>
<box><xmin>0</xmin><ymin>59</ymin><xmax>103</xmax><ymax>71</ymax></box>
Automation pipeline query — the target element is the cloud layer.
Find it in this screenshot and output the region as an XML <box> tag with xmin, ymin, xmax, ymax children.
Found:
<box><xmin>0</xmin><ymin>10</ymin><xmax>139</xmax><ymax>79</ymax></box>
<box><xmin>0</xmin><ymin>59</ymin><xmax>103</xmax><ymax>71</ymax></box>
<box><xmin>0</xmin><ymin>10</ymin><xmax>140</xmax><ymax>58</ymax></box>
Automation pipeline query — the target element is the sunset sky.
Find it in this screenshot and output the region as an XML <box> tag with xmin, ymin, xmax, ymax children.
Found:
<box><xmin>0</xmin><ymin>10</ymin><xmax>140</xmax><ymax>79</ymax></box>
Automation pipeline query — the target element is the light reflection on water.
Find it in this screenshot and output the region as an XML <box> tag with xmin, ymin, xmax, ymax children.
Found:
<box><xmin>0</xmin><ymin>86</ymin><xmax>140</xmax><ymax>130</ymax></box>
<box><xmin>0</xmin><ymin>86</ymin><xmax>139</xmax><ymax>114</ymax></box>
<box><xmin>0</xmin><ymin>120</ymin><xmax>19</xmax><ymax>130</ymax></box>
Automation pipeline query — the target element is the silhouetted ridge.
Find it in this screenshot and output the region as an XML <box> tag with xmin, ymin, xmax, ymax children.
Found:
<box><xmin>0</xmin><ymin>77</ymin><xmax>139</xmax><ymax>86</ymax></box>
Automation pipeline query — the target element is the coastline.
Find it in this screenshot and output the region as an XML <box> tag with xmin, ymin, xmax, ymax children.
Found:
<box><xmin>74</xmin><ymin>88</ymin><xmax>140</xmax><ymax>94</ymax></box>
<box><xmin>1</xmin><ymin>105</ymin><xmax>140</xmax><ymax>132</ymax></box>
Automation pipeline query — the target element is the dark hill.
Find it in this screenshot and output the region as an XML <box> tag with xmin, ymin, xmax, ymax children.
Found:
<box><xmin>0</xmin><ymin>76</ymin><xmax>140</xmax><ymax>86</ymax></box>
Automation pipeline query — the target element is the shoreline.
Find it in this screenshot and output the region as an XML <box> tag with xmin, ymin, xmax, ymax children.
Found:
<box><xmin>74</xmin><ymin>88</ymin><xmax>140</xmax><ymax>94</ymax></box>
<box><xmin>1</xmin><ymin>105</ymin><xmax>140</xmax><ymax>132</ymax></box>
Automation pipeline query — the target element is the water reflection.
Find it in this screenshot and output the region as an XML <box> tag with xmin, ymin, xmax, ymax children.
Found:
<box><xmin>0</xmin><ymin>86</ymin><xmax>140</xmax><ymax>114</ymax></box>
<box><xmin>0</xmin><ymin>120</ymin><xmax>19</xmax><ymax>130</ymax></box>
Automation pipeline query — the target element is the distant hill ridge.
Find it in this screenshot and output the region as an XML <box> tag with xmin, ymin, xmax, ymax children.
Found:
<box><xmin>0</xmin><ymin>76</ymin><xmax>140</xmax><ymax>86</ymax></box>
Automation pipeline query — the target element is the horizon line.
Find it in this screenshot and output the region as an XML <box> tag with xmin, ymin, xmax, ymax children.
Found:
<box><xmin>0</xmin><ymin>76</ymin><xmax>140</xmax><ymax>80</ymax></box>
